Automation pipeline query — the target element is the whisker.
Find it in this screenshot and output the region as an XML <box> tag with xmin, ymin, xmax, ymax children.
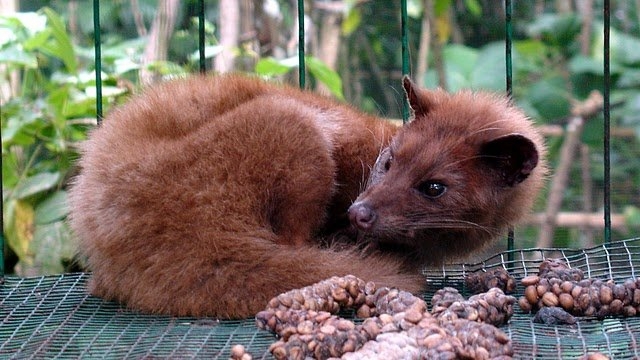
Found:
<box><xmin>469</xmin><ymin>118</ymin><xmax>513</xmax><ymax>135</ymax></box>
<box><xmin>442</xmin><ymin>154</ymin><xmax>485</xmax><ymax>169</ymax></box>
<box><xmin>397</xmin><ymin>212</ymin><xmax>500</xmax><ymax>236</ymax></box>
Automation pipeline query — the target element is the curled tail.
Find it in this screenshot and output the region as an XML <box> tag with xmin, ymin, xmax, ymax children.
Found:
<box><xmin>86</xmin><ymin>233</ymin><xmax>424</xmax><ymax>319</ymax></box>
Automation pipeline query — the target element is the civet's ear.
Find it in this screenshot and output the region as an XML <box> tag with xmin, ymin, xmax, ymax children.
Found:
<box><xmin>480</xmin><ymin>133</ymin><xmax>539</xmax><ymax>187</ymax></box>
<box><xmin>366</xmin><ymin>147</ymin><xmax>392</xmax><ymax>188</ymax></box>
<box><xmin>402</xmin><ymin>76</ymin><xmax>438</xmax><ymax>119</ymax></box>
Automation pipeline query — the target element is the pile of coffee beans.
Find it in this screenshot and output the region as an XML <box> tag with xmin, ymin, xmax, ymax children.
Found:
<box><xmin>518</xmin><ymin>259</ymin><xmax>640</xmax><ymax>318</ymax></box>
<box><xmin>234</xmin><ymin>259</ymin><xmax>634</xmax><ymax>359</ymax></box>
<box><xmin>431</xmin><ymin>287</ymin><xmax>516</xmax><ymax>326</ymax></box>
<box><xmin>254</xmin><ymin>275</ymin><xmax>514</xmax><ymax>359</ymax></box>
<box><xmin>464</xmin><ymin>267</ymin><xmax>517</xmax><ymax>294</ymax></box>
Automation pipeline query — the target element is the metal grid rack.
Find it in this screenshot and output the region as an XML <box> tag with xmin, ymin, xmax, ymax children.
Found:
<box><xmin>2</xmin><ymin>238</ymin><xmax>639</xmax><ymax>359</ymax></box>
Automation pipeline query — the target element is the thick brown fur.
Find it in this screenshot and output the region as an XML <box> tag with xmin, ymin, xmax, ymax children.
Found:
<box><xmin>68</xmin><ymin>74</ymin><xmax>546</xmax><ymax>319</ymax></box>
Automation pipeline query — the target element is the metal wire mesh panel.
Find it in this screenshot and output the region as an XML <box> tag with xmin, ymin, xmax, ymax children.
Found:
<box><xmin>1</xmin><ymin>238</ymin><xmax>639</xmax><ymax>359</ymax></box>
<box><xmin>424</xmin><ymin>237</ymin><xmax>640</xmax><ymax>359</ymax></box>
<box><xmin>0</xmin><ymin>273</ymin><xmax>275</xmax><ymax>359</ymax></box>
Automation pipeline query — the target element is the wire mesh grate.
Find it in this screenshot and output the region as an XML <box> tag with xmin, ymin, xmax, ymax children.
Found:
<box><xmin>0</xmin><ymin>238</ymin><xmax>639</xmax><ymax>359</ymax></box>
<box><xmin>0</xmin><ymin>273</ymin><xmax>275</xmax><ymax>359</ymax></box>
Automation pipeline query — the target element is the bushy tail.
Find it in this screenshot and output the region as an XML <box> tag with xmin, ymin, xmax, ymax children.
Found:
<box><xmin>87</xmin><ymin>233</ymin><xmax>424</xmax><ymax>319</ymax></box>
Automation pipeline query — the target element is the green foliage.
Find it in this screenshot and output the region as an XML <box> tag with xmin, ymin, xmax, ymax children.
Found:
<box><xmin>1</xmin><ymin>8</ymin><xmax>88</xmax><ymax>275</ymax></box>
<box><xmin>1</xmin><ymin>7</ymin><xmax>136</xmax><ymax>275</ymax></box>
<box><xmin>255</xmin><ymin>56</ymin><xmax>344</xmax><ymax>99</ymax></box>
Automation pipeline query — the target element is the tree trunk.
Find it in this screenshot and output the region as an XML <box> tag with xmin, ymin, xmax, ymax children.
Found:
<box><xmin>426</xmin><ymin>0</ymin><xmax>447</xmax><ymax>90</ymax></box>
<box><xmin>576</xmin><ymin>0</ymin><xmax>594</xmax><ymax>55</ymax></box>
<box><xmin>415</xmin><ymin>0</ymin><xmax>431</xmax><ymax>84</ymax></box>
<box><xmin>140</xmin><ymin>0</ymin><xmax>180</xmax><ymax>86</ymax></box>
<box><xmin>130</xmin><ymin>0</ymin><xmax>148</xmax><ymax>37</ymax></box>
<box><xmin>315</xmin><ymin>8</ymin><xmax>342</xmax><ymax>95</ymax></box>
<box><xmin>215</xmin><ymin>0</ymin><xmax>240</xmax><ymax>73</ymax></box>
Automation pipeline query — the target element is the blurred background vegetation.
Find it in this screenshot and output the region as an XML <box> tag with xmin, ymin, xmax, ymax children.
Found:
<box><xmin>1</xmin><ymin>0</ymin><xmax>639</xmax><ymax>276</ymax></box>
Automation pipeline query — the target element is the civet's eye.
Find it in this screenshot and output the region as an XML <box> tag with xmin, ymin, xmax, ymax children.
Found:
<box><xmin>418</xmin><ymin>181</ymin><xmax>447</xmax><ymax>198</ymax></box>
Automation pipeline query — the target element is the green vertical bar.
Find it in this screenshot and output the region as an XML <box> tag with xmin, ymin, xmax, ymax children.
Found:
<box><xmin>297</xmin><ymin>0</ymin><xmax>305</xmax><ymax>88</ymax></box>
<box><xmin>0</xmin><ymin>152</ymin><xmax>3</xmax><ymax>276</ymax></box>
<box><xmin>93</xmin><ymin>0</ymin><xmax>103</xmax><ymax>124</ymax></box>
<box><xmin>504</xmin><ymin>0</ymin><xmax>513</xmax><ymax>97</ymax></box>
<box><xmin>603</xmin><ymin>0</ymin><xmax>611</xmax><ymax>243</ymax></box>
<box><xmin>401</xmin><ymin>0</ymin><xmax>409</xmax><ymax>122</ymax></box>
<box><xmin>0</xmin><ymin>79</ymin><xmax>3</xmax><ymax>274</ymax></box>
<box><xmin>505</xmin><ymin>0</ymin><xmax>514</xmax><ymax>261</ymax></box>
<box><xmin>198</xmin><ymin>0</ymin><xmax>206</xmax><ymax>73</ymax></box>
<box><xmin>0</xmin><ymin>222</ymin><xmax>3</xmax><ymax>276</ymax></box>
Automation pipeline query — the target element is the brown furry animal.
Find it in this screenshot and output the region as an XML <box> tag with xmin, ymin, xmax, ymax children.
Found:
<box><xmin>68</xmin><ymin>74</ymin><xmax>546</xmax><ymax>319</ymax></box>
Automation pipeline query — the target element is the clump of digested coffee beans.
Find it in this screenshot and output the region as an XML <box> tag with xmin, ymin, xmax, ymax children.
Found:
<box><xmin>431</xmin><ymin>287</ymin><xmax>516</xmax><ymax>326</ymax></box>
<box><xmin>537</xmin><ymin>258</ymin><xmax>584</xmax><ymax>282</ymax></box>
<box><xmin>518</xmin><ymin>259</ymin><xmax>640</xmax><ymax>319</ymax></box>
<box><xmin>441</xmin><ymin>318</ymin><xmax>513</xmax><ymax>359</ymax></box>
<box><xmin>464</xmin><ymin>267</ymin><xmax>517</xmax><ymax>294</ymax></box>
<box><xmin>256</xmin><ymin>275</ymin><xmax>514</xmax><ymax>359</ymax></box>
<box><xmin>532</xmin><ymin>306</ymin><xmax>577</xmax><ymax>325</ymax></box>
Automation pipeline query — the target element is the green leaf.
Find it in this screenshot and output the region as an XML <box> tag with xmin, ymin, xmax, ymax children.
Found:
<box><xmin>513</xmin><ymin>39</ymin><xmax>547</xmax><ymax>63</ymax></box>
<box><xmin>617</xmin><ymin>69</ymin><xmax>640</xmax><ymax>88</ymax></box>
<box><xmin>47</xmin><ymin>85</ymin><xmax>71</xmax><ymax>127</ymax></box>
<box><xmin>113</xmin><ymin>57</ymin><xmax>141</xmax><ymax>75</ymax></box>
<box><xmin>12</xmin><ymin>172</ymin><xmax>62</xmax><ymax>199</ymax></box>
<box><xmin>2</xmin><ymin>151</ymin><xmax>20</xmax><ymax>189</ymax></box>
<box><xmin>188</xmin><ymin>45</ymin><xmax>223</xmax><ymax>62</ymax></box>
<box><xmin>434</xmin><ymin>0</ymin><xmax>452</xmax><ymax>16</ymax></box>
<box><xmin>3</xmin><ymin>11</ymin><xmax>47</xmax><ymax>37</ymax></box>
<box><xmin>34</xmin><ymin>190</ymin><xmax>69</xmax><ymax>224</ymax></box>
<box><xmin>144</xmin><ymin>60</ymin><xmax>188</xmax><ymax>77</ymax></box>
<box><xmin>442</xmin><ymin>66</ymin><xmax>471</xmax><ymax>92</ymax></box>
<box><xmin>342</xmin><ymin>7</ymin><xmax>361</xmax><ymax>36</ymax></box>
<box><xmin>527</xmin><ymin>14</ymin><xmax>581</xmax><ymax>48</ymax></box>
<box><xmin>0</xmin><ymin>26</ymin><xmax>16</xmax><ymax>46</ymax></box>
<box><xmin>0</xmin><ymin>44</ymin><xmax>38</xmax><ymax>68</ymax></box>
<box><xmin>22</xmin><ymin>27</ymin><xmax>51</xmax><ymax>51</ymax></box>
<box><xmin>569</xmin><ymin>55</ymin><xmax>604</xmax><ymax>75</ymax></box>
<box><xmin>443</xmin><ymin>44</ymin><xmax>478</xmax><ymax>77</ymax></box>
<box><xmin>84</xmin><ymin>85</ymin><xmax>127</xmax><ymax>99</ymax></box>
<box><xmin>31</xmin><ymin>220</ymin><xmax>75</xmax><ymax>275</ymax></box>
<box><xmin>580</xmin><ymin>115</ymin><xmax>605</xmax><ymax>148</ymax></box>
<box><xmin>526</xmin><ymin>77</ymin><xmax>570</xmax><ymax>121</ymax></box>
<box><xmin>3</xmin><ymin>199</ymin><xmax>35</xmax><ymax>266</ymax></box>
<box><xmin>1</xmin><ymin>112</ymin><xmax>42</xmax><ymax>147</ymax></box>
<box><xmin>591</xmin><ymin>24</ymin><xmax>640</xmax><ymax>66</ymax></box>
<box><xmin>464</xmin><ymin>0</ymin><xmax>482</xmax><ymax>17</ymax></box>
<box><xmin>306</xmin><ymin>56</ymin><xmax>344</xmax><ymax>100</ymax></box>
<box><xmin>255</xmin><ymin>57</ymin><xmax>295</xmax><ymax>77</ymax></box>
<box><xmin>39</xmin><ymin>7</ymin><xmax>77</xmax><ymax>73</ymax></box>
<box><xmin>469</xmin><ymin>42</ymin><xmax>506</xmax><ymax>91</ymax></box>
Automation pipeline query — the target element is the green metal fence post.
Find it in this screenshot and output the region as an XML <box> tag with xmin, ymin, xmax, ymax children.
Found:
<box><xmin>297</xmin><ymin>0</ymin><xmax>306</xmax><ymax>88</ymax></box>
<box><xmin>603</xmin><ymin>0</ymin><xmax>612</xmax><ymax>243</ymax></box>
<box><xmin>401</xmin><ymin>0</ymin><xmax>410</xmax><ymax>123</ymax></box>
<box><xmin>505</xmin><ymin>0</ymin><xmax>515</xmax><ymax>260</ymax></box>
<box><xmin>93</xmin><ymin>0</ymin><xmax>103</xmax><ymax>124</ymax></box>
<box><xmin>198</xmin><ymin>0</ymin><xmax>206</xmax><ymax>73</ymax></box>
